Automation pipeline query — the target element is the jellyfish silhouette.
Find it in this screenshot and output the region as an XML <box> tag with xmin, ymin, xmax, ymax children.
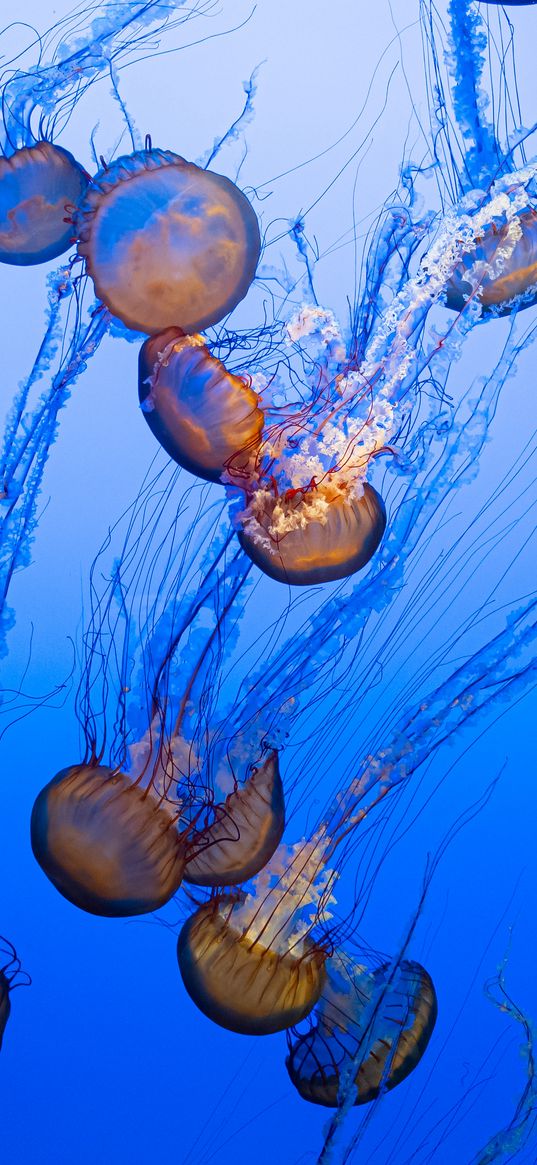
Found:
<box><xmin>184</xmin><ymin>751</ymin><xmax>285</xmax><ymax>887</ymax></box>
<box><xmin>77</xmin><ymin>148</ymin><xmax>261</xmax><ymax>335</ymax></box>
<box><xmin>286</xmin><ymin>953</ymin><xmax>437</xmax><ymax>1106</ymax></box>
<box><xmin>0</xmin><ymin>966</ymin><xmax>10</xmax><ymax>1049</ymax></box>
<box><xmin>0</xmin><ymin>938</ymin><xmax>30</xmax><ymax>1051</ymax></box>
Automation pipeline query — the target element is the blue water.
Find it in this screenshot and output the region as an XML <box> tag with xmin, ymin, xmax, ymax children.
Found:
<box><xmin>1</xmin><ymin>2</ymin><xmax>537</xmax><ymax>1162</ymax></box>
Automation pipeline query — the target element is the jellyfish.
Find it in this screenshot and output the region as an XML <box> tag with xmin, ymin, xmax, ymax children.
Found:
<box><xmin>0</xmin><ymin>938</ymin><xmax>29</xmax><ymax>1051</ymax></box>
<box><xmin>177</xmin><ymin>836</ymin><xmax>330</xmax><ymax>1036</ymax></box>
<box><xmin>184</xmin><ymin>750</ymin><xmax>285</xmax><ymax>887</ymax></box>
<box><xmin>420</xmin><ymin>0</ymin><xmax>537</xmax><ymax>316</ymax></box>
<box><xmin>30</xmin><ymin>762</ymin><xmax>187</xmax><ymax>917</ymax></box>
<box><xmin>0</xmin><ymin>0</ymin><xmax>221</xmax><ymax>656</ymax></box>
<box><xmin>0</xmin><ymin>964</ymin><xmax>11</xmax><ymax>1050</ymax></box>
<box><xmin>29</xmin><ymin>506</ymin><xmax>286</xmax><ymax>914</ymax></box>
<box><xmin>30</xmin><ymin>743</ymin><xmax>286</xmax><ymax>915</ymax></box>
<box><xmin>138</xmin><ymin>329</ymin><xmax>264</xmax><ymax>482</ymax></box>
<box><xmin>76</xmin><ymin>147</ymin><xmax>261</xmax><ymax>336</ymax></box>
<box><xmin>225</xmin><ymin>163</ymin><xmax>536</xmax><ymax>587</ymax></box>
<box><xmin>444</xmin><ymin>206</ymin><xmax>537</xmax><ymax>317</ymax></box>
<box><xmin>4</xmin><ymin>3</ymin><xmax>537</xmax><ymax>1160</ymax></box>
<box><xmin>237</xmin><ymin>480</ymin><xmax>386</xmax><ymax>586</ymax></box>
<box><xmin>0</xmin><ymin>142</ymin><xmax>88</xmax><ymax>266</ymax></box>
<box><xmin>177</xmin><ymin>570</ymin><xmax>537</xmax><ymax>1040</ymax></box>
<box><xmin>286</xmin><ymin>952</ymin><xmax>437</xmax><ymax>1106</ymax></box>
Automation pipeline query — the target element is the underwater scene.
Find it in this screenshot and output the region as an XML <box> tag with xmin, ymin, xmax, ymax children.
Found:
<box><xmin>1</xmin><ymin>1</ymin><xmax>537</xmax><ymax>1162</ymax></box>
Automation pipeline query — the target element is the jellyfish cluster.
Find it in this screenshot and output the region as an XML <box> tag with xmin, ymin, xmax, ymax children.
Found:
<box><xmin>2</xmin><ymin>0</ymin><xmax>537</xmax><ymax>1161</ymax></box>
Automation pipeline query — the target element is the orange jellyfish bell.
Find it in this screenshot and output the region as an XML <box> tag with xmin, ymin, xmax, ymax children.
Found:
<box><xmin>238</xmin><ymin>481</ymin><xmax>386</xmax><ymax>585</ymax></box>
<box><xmin>0</xmin><ymin>142</ymin><xmax>88</xmax><ymax>266</ymax></box>
<box><xmin>184</xmin><ymin>751</ymin><xmax>285</xmax><ymax>886</ymax></box>
<box><xmin>77</xmin><ymin>148</ymin><xmax>261</xmax><ymax>334</ymax></box>
<box><xmin>31</xmin><ymin>763</ymin><xmax>185</xmax><ymax>916</ymax></box>
<box><xmin>138</xmin><ymin>329</ymin><xmax>264</xmax><ymax>482</ymax></box>
<box><xmin>177</xmin><ymin>897</ymin><xmax>326</xmax><ymax>1035</ymax></box>
<box><xmin>445</xmin><ymin>208</ymin><xmax>537</xmax><ymax>315</ymax></box>
<box><xmin>286</xmin><ymin>956</ymin><xmax>437</xmax><ymax>1106</ymax></box>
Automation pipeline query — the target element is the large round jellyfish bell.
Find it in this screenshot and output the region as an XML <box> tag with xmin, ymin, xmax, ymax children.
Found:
<box><xmin>77</xmin><ymin>148</ymin><xmax>261</xmax><ymax>335</ymax></box>
<box><xmin>445</xmin><ymin>208</ymin><xmax>537</xmax><ymax>316</ymax></box>
<box><xmin>286</xmin><ymin>955</ymin><xmax>437</xmax><ymax>1106</ymax></box>
<box><xmin>184</xmin><ymin>751</ymin><xmax>285</xmax><ymax>887</ymax></box>
<box><xmin>238</xmin><ymin>481</ymin><xmax>386</xmax><ymax>586</ymax></box>
<box><xmin>0</xmin><ymin>142</ymin><xmax>88</xmax><ymax>266</ymax></box>
<box><xmin>138</xmin><ymin>329</ymin><xmax>264</xmax><ymax>483</ymax></box>
<box><xmin>31</xmin><ymin>764</ymin><xmax>185</xmax><ymax>916</ymax></box>
<box><xmin>177</xmin><ymin>897</ymin><xmax>326</xmax><ymax>1035</ymax></box>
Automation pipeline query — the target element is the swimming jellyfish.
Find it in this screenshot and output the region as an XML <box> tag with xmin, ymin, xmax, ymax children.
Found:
<box><xmin>30</xmin><ymin>528</ymin><xmax>285</xmax><ymax>913</ymax></box>
<box><xmin>76</xmin><ymin>148</ymin><xmax>261</xmax><ymax>335</ymax></box>
<box><xmin>30</xmin><ymin>762</ymin><xmax>187</xmax><ymax>916</ymax></box>
<box><xmin>138</xmin><ymin>329</ymin><xmax>264</xmax><ymax>482</ymax></box>
<box><xmin>286</xmin><ymin>952</ymin><xmax>437</xmax><ymax>1106</ymax></box>
<box><xmin>177</xmin><ymin>580</ymin><xmax>537</xmax><ymax>1038</ymax></box>
<box><xmin>421</xmin><ymin>0</ymin><xmax>537</xmax><ymax>315</ymax></box>
<box><xmin>0</xmin><ymin>938</ymin><xmax>29</xmax><ymax>1050</ymax></box>
<box><xmin>0</xmin><ymin>143</ymin><xmax>88</xmax><ymax>266</ymax></box>
<box><xmin>184</xmin><ymin>750</ymin><xmax>285</xmax><ymax>888</ymax></box>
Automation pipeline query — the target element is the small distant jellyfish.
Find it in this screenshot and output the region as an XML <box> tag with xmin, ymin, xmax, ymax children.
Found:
<box><xmin>31</xmin><ymin>763</ymin><xmax>186</xmax><ymax>916</ymax></box>
<box><xmin>77</xmin><ymin>148</ymin><xmax>261</xmax><ymax>335</ymax></box>
<box><xmin>0</xmin><ymin>142</ymin><xmax>88</xmax><ymax>266</ymax></box>
<box><xmin>286</xmin><ymin>954</ymin><xmax>438</xmax><ymax>1106</ymax></box>
<box><xmin>184</xmin><ymin>751</ymin><xmax>285</xmax><ymax>887</ymax></box>
<box><xmin>0</xmin><ymin>937</ymin><xmax>29</xmax><ymax>1050</ymax></box>
<box><xmin>237</xmin><ymin>482</ymin><xmax>387</xmax><ymax>586</ymax></box>
<box><xmin>445</xmin><ymin>208</ymin><xmax>537</xmax><ymax>316</ymax></box>
<box><xmin>138</xmin><ymin>329</ymin><xmax>264</xmax><ymax>482</ymax></box>
<box><xmin>0</xmin><ymin>966</ymin><xmax>11</xmax><ymax>1050</ymax></box>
